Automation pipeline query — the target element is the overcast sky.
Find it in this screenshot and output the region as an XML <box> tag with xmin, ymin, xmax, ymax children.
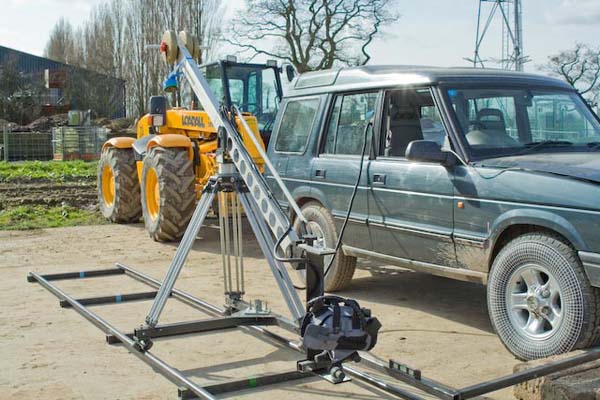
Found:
<box><xmin>2</xmin><ymin>0</ymin><xmax>600</xmax><ymax>73</ymax></box>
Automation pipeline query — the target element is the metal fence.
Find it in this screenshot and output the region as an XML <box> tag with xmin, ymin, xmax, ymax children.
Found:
<box><xmin>1</xmin><ymin>126</ymin><xmax>53</xmax><ymax>161</ymax></box>
<box><xmin>52</xmin><ymin>126</ymin><xmax>108</xmax><ymax>161</ymax></box>
<box><xmin>0</xmin><ymin>125</ymin><xmax>108</xmax><ymax>162</ymax></box>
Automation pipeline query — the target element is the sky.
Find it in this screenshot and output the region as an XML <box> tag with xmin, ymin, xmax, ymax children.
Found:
<box><xmin>1</xmin><ymin>0</ymin><xmax>600</xmax><ymax>73</ymax></box>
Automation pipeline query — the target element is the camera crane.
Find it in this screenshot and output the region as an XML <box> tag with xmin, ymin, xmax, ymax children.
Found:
<box><xmin>28</xmin><ymin>30</ymin><xmax>600</xmax><ymax>400</ymax></box>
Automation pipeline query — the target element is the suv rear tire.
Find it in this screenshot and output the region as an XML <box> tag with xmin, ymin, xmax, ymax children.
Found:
<box><xmin>488</xmin><ymin>232</ymin><xmax>600</xmax><ymax>360</ymax></box>
<box><xmin>293</xmin><ymin>202</ymin><xmax>357</xmax><ymax>292</ymax></box>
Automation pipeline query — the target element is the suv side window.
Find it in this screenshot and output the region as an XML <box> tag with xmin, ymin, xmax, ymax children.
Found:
<box><xmin>322</xmin><ymin>92</ymin><xmax>378</xmax><ymax>155</ymax></box>
<box><xmin>381</xmin><ymin>88</ymin><xmax>448</xmax><ymax>157</ymax></box>
<box><xmin>275</xmin><ymin>98</ymin><xmax>320</xmax><ymax>153</ymax></box>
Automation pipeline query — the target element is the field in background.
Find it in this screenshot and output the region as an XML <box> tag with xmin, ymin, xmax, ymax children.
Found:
<box><xmin>0</xmin><ymin>160</ymin><xmax>105</xmax><ymax>230</ymax></box>
<box><xmin>0</xmin><ymin>160</ymin><xmax>97</xmax><ymax>181</ymax></box>
<box><xmin>0</xmin><ymin>205</ymin><xmax>105</xmax><ymax>230</ymax></box>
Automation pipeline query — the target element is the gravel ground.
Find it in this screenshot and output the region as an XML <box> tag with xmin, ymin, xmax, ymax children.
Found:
<box><xmin>0</xmin><ymin>223</ymin><xmax>518</xmax><ymax>399</ymax></box>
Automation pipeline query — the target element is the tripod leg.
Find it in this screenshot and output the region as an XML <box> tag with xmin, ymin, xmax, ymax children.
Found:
<box><xmin>219</xmin><ymin>192</ymin><xmax>234</xmax><ymax>295</ymax></box>
<box><xmin>145</xmin><ymin>185</ymin><xmax>217</xmax><ymax>327</ymax></box>
<box><xmin>238</xmin><ymin>192</ymin><xmax>304</xmax><ymax>322</ymax></box>
<box><xmin>218</xmin><ymin>191</ymin><xmax>229</xmax><ymax>294</ymax></box>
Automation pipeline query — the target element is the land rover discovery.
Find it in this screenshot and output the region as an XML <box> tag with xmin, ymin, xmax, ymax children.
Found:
<box><xmin>266</xmin><ymin>66</ymin><xmax>600</xmax><ymax>360</ymax></box>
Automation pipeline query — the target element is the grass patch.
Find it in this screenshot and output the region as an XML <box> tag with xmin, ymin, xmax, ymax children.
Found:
<box><xmin>0</xmin><ymin>205</ymin><xmax>106</xmax><ymax>230</ymax></box>
<box><xmin>0</xmin><ymin>160</ymin><xmax>97</xmax><ymax>182</ymax></box>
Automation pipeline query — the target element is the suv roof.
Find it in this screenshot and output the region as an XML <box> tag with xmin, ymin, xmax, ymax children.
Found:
<box><xmin>287</xmin><ymin>65</ymin><xmax>573</xmax><ymax>97</ymax></box>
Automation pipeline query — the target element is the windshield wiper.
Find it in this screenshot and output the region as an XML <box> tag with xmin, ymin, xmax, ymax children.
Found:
<box><xmin>518</xmin><ymin>140</ymin><xmax>573</xmax><ymax>154</ymax></box>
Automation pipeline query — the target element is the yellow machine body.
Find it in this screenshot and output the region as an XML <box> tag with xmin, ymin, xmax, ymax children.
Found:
<box><xmin>98</xmin><ymin>50</ymin><xmax>282</xmax><ymax>241</ymax></box>
<box><xmin>134</xmin><ymin>108</ymin><xmax>265</xmax><ymax>197</ymax></box>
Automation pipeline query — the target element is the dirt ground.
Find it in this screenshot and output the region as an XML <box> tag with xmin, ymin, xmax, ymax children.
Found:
<box><xmin>0</xmin><ymin>177</ymin><xmax>96</xmax><ymax>209</ymax></box>
<box><xmin>0</xmin><ymin>222</ymin><xmax>519</xmax><ymax>399</ymax></box>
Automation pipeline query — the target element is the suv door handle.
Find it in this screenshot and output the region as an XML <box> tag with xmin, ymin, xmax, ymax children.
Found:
<box><xmin>315</xmin><ymin>169</ymin><xmax>326</xmax><ymax>179</ymax></box>
<box><xmin>373</xmin><ymin>173</ymin><xmax>386</xmax><ymax>185</ymax></box>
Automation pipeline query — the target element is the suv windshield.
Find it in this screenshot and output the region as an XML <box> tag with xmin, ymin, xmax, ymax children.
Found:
<box><xmin>446</xmin><ymin>87</ymin><xmax>600</xmax><ymax>159</ymax></box>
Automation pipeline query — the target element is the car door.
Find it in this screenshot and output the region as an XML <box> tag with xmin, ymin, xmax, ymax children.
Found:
<box><xmin>310</xmin><ymin>91</ymin><xmax>381</xmax><ymax>250</ymax></box>
<box><xmin>367</xmin><ymin>87</ymin><xmax>456</xmax><ymax>266</ymax></box>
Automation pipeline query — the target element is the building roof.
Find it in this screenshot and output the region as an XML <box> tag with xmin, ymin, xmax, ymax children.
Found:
<box><xmin>287</xmin><ymin>65</ymin><xmax>572</xmax><ymax>97</ymax></box>
<box><xmin>0</xmin><ymin>45</ymin><xmax>124</xmax><ymax>83</ymax></box>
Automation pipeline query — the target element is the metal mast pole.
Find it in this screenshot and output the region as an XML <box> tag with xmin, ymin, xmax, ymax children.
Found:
<box><xmin>473</xmin><ymin>0</ymin><xmax>483</xmax><ymax>68</ymax></box>
<box><xmin>514</xmin><ymin>0</ymin><xmax>524</xmax><ymax>71</ymax></box>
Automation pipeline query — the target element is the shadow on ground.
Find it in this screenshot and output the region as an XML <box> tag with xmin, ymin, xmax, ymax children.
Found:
<box><xmin>346</xmin><ymin>261</ymin><xmax>492</xmax><ymax>333</ymax></box>
<box><xmin>133</xmin><ymin>217</ymin><xmax>492</xmax><ymax>333</ymax></box>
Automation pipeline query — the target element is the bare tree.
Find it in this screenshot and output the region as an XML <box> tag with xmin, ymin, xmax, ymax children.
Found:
<box><xmin>157</xmin><ymin>0</ymin><xmax>224</xmax><ymax>63</ymax></box>
<box><xmin>227</xmin><ymin>0</ymin><xmax>399</xmax><ymax>72</ymax></box>
<box><xmin>126</xmin><ymin>0</ymin><xmax>224</xmax><ymax>115</ymax></box>
<box><xmin>44</xmin><ymin>17</ymin><xmax>81</xmax><ymax>66</ymax></box>
<box><xmin>545</xmin><ymin>43</ymin><xmax>600</xmax><ymax>107</ymax></box>
<box><xmin>43</xmin><ymin>0</ymin><xmax>224</xmax><ymax>118</ymax></box>
<box><xmin>83</xmin><ymin>4</ymin><xmax>116</xmax><ymax>75</ymax></box>
<box><xmin>187</xmin><ymin>0</ymin><xmax>224</xmax><ymax>63</ymax></box>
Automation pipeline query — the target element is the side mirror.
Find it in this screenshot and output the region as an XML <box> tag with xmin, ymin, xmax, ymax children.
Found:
<box><xmin>405</xmin><ymin>140</ymin><xmax>453</xmax><ymax>165</ymax></box>
<box><xmin>285</xmin><ymin>64</ymin><xmax>296</xmax><ymax>82</ymax></box>
<box><xmin>149</xmin><ymin>95</ymin><xmax>168</xmax><ymax>127</ymax></box>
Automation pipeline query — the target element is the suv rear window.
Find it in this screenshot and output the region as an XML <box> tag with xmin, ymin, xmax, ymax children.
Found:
<box><xmin>275</xmin><ymin>98</ymin><xmax>320</xmax><ymax>153</ymax></box>
<box><xmin>322</xmin><ymin>92</ymin><xmax>378</xmax><ymax>155</ymax></box>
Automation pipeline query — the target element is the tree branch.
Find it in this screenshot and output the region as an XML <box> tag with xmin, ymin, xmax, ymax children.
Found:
<box><xmin>226</xmin><ymin>0</ymin><xmax>398</xmax><ymax>71</ymax></box>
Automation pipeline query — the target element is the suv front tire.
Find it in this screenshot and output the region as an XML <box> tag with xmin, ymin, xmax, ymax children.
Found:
<box><xmin>488</xmin><ymin>232</ymin><xmax>600</xmax><ymax>360</ymax></box>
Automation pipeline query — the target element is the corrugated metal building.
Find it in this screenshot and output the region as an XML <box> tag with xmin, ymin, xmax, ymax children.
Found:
<box><xmin>0</xmin><ymin>45</ymin><xmax>126</xmax><ymax>119</ymax></box>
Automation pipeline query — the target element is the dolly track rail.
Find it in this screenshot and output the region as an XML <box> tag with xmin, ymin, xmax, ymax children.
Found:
<box><xmin>29</xmin><ymin>263</ymin><xmax>435</xmax><ymax>399</ymax></box>
<box><xmin>101</xmin><ymin>263</ymin><xmax>600</xmax><ymax>398</ymax></box>
<box><xmin>27</xmin><ymin>271</ymin><xmax>217</xmax><ymax>400</ymax></box>
<box><xmin>117</xmin><ymin>263</ymin><xmax>600</xmax><ymax>399</ymax></box>
<box><xmin>29</xmin><ymin>263</ymin><xmax>600</xmax><ymax>399</ymax></box>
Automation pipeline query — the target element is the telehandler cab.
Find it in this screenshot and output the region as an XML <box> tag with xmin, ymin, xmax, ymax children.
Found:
<box><xmin>98</xmin><ymin>30</ymin><xmax>284</xmax><ymax>241</ymax></box>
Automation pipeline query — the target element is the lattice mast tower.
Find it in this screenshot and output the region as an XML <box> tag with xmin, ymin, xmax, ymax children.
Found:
<box><xmin>470</xmin><ymin>0</ymin><xmax>527</xmax><ymax>71</ymax></box>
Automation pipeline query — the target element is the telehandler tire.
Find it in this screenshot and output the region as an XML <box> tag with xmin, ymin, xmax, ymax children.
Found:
<box><xmin>97</xmin><ymin>147</ymin><xmax>142</xmax><ymax>223</ymax></box>
<box><xmin>141</xmin><ymin>146</ymin><xmax>196</xmax><ymax>242</ymax></box>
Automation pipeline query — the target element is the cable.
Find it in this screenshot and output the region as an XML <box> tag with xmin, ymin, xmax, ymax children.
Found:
<box><xmin>323</xmin><ymin>120</ymin><xmax>373</xmax><ymax>278</ymax></box>
<box><xmin>273</xmin><ymin>120</ymin><xmax>372</xmax><ymax>273</ymax></box>
<box><xmin>273</xmin><ymin>224</ymin><xmax>305</xmax><ymax>263</ymax></box>
<box><xmin>446</xmin><ymin>148</ymin><xmax>524</xmax><ymax>180</ymax></box>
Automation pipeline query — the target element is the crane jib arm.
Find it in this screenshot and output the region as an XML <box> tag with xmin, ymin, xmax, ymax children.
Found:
<box><xmin>176</xmin><ymin>39</ymin><xmax>299</xmax><ymax>252</ymax></box>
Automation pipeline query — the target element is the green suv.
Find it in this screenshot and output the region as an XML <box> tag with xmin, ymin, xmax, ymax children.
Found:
<box><xmin>266</xmin><ymin>66</ymin><xmax>600</xmax><ymax>360</ymax></box>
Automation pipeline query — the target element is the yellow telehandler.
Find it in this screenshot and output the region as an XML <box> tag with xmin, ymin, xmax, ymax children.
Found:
<box><xmin>97</xmin><ymin>31</ymin><xmax>283</xmax><ymax>241</ymax></box>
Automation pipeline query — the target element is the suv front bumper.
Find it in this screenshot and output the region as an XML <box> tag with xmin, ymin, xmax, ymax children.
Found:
<box><xmin>579</xmin><ymin>251</ymin><xmax>600</xmax><ymax>287</ymax></box>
